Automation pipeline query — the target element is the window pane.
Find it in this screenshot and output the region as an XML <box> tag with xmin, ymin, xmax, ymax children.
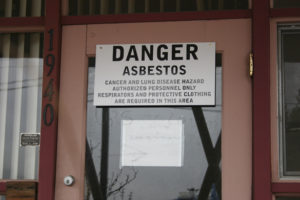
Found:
<box><xmin>274</xmin><ymin>0</ymin><xmax>300</xmax><ymax>8</ymax></box>
<box><xmin>0</xmin><ymin>0</ymin><xmax>44</xmax><ymax>17</ymax></box>
<box><xmin>279</xmin><ymin>25</ymin><xmax>300</xmax><ymax>176</ymax></box>
<box><xmin>67</xmin><ymin>0</ymin><xmax>248</xmax><ymax>16</ymax></box>
<box><xmin>85</xmin><ymin>56</ymin><xmax>222</xmax><ymax>199</ymax></box>
<box><xmin>0</xmin><ymin>33</ymin><xmax>43</xmax><ymax>179</ymax></box>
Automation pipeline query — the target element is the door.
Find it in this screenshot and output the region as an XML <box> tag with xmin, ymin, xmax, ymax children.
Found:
<box><xmin>54</xmin><ymin>19</ymin><xmax>252</xmax><ymax>200</ymax></box>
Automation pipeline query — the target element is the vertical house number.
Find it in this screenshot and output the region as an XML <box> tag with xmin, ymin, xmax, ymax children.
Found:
<box><xmin>43</xmin><ymin>29</ymin><xmax>55</xmax><ymax>126</ymax></box>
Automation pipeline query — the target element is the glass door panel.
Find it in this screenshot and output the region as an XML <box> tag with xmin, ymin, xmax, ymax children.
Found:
<box><xmin>85</xmin><ymin>59</ymin><xmax>222</xmax><ymax>200</ymax></box>
<box><xmin>0</xmin><ymin>33</ymin><xmax>43</xmax><ymax>180</ymax></box>
<box><xmin>278</xmin><ymin>25</ymin><xmax>300</xmax><ymax>176</ymax></box>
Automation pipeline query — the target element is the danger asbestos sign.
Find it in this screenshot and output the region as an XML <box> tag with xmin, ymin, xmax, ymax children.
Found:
<box><xmin>94</xmin><ymin>42</ymin><xmax>215</xmax><ymax>106</ymax></box>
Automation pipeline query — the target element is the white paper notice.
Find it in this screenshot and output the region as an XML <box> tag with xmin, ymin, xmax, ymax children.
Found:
<box><xmin>121</xmin><ymin>120</ymin><xmax>184</xmax><ymax>167</ymax></box>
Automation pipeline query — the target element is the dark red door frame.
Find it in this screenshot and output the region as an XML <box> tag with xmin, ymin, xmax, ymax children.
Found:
<box><xmin>36</xmin><ymin>6</ymin><xmax>252</xmax><ymax>200</ymax></box>
<box><xmin>252</xmin><ymin>0</ymin><xmax>272</xmax><ymax>200</ymax></box>
<box><xmin>0</xmin><ymin>1</ymin><xmax>300</xmax><ymax>200</ymax></box>
<box><xmin>61</xmin><ymin>10</ymin><xmax>251</xmax><ymax>25</ymax></box>
<box><xmin>38</xmin><ymin>0</ymin><xmax>61</xmax><ymax>200</ymax></box>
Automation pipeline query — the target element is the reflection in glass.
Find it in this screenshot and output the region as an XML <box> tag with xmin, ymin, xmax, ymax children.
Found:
<box><xmin>85</xmin><ymin>57</ymin><xmax>222</xmax><ymax>200</ymax></box>
<box><xmin>68</xmin><ymin>0</ymin><xmax>248</xmax><ymax>16</ymax></box>
<box><xmin>277</xmin><ymin>197</ymin><xmax>300</xmax><ymax>200</ymax></box>
<box><xmin>0</xmin><ymin>0</ymin><xmax>44</xmax><ymax>17</ymax></box>
<box><xmin>279</xmin><ymin>26</ymin><xmax>300</xmax><ymax>176</ymax></box>
<box><xmin>0</xmin><ymin>33</ymin><xmax>43</xmax><ymax>180</ymax></box>
<box><xmin>274</xmin><ymin>0</ymin><xmax>300</xmax><ymax>8</ymax></box>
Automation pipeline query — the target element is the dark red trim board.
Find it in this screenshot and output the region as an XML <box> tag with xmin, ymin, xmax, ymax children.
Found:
<box><xmin>62</xmin><ymin>9</ymin><xmax>251</xmax><ymax>25</ymax></box>
<box><xmin>37</xmin><ymin>0</ymin><xmax>61</xmax><ymax>200</ymax></box>
<box><xmin>0</xmin><ymin>17</ymin><xmax>44</xmax><ymax>27</ymax></box>
<box><xmin>252</xmin><ymin>0</ymin><xmax>272</xmax><ymax>200</ymax></box>
<box><xmin>273</xmin><ymin>183</ymin><xmax>300</xmax><ymax>193</ymax></box>
<box><xmin>271</xmin><ymin>8</ymin><xmax>300</xmax><ymax>18</ymax></box>
<box><xmin>0</xmin><ymin>181</ymin><xmax>6</xmax><ymax>194</ymax></box>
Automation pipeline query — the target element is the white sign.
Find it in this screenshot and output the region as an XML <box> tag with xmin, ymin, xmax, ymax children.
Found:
<box><xmin>121</xmin><ymin>120</ymin><xmax>184</xmax><ymax>167</ymax></box>
<box><xmin>94</xmin><ymin>42</ymin><xmax>215</xmax><ymax>106</ymax></box>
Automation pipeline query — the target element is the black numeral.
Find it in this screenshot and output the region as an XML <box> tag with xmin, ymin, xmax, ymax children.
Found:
<box><xmin>46</xmin><ymin>54</ymin><xmax>55</xmax><ymax>76</ymax></box>
<box><xmin>48</xmin><ymin>29</ymin><xmax>54</xmax><ymax>51</ymax></box>
<box><xmin>43</xmin><ymin>104</ymin><xmax>54</xmax><ymax>126</ymax></box>
<box><xmin>44</xmin><ymin>79</ymin><xmax>54</xmax><ymax>101</ymax></box>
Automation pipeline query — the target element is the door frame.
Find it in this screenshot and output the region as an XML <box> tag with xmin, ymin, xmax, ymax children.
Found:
<box><xmin>33</xmin><ymin>1</ymin><xmax>300</xmax><ymax>200</ymax></box>
<box><xmin>3</xmin><ymin>0</ymin><xmax>300</xmax><ymax>199</ymax></box>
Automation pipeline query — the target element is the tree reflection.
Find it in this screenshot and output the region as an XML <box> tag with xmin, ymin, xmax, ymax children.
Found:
<box><xmin>284</xmin><ymin>88</ymin><xmax>300</xmax><ymax>173</ymax></box>
<box><xmin>286</xmin><ymin>89</ymin><xmax>300</xmax><ymax>131</ymax></box>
